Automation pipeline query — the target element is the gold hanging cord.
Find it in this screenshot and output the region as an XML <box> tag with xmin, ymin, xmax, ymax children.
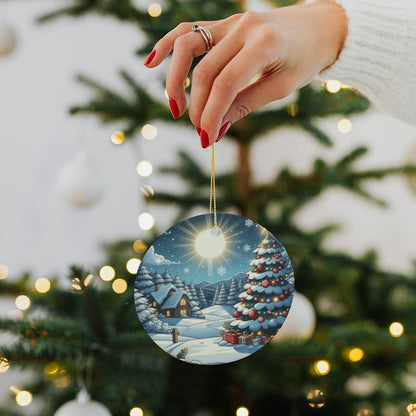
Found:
<box><xmin>209</xmin><ymin>143</ymin><xmax>217</xmax><ymax>228</ymax></box>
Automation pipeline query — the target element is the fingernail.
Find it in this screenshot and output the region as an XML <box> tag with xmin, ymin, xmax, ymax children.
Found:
<box><xmin>200</xmin><ymin>129</ymin><xmax>209</xmax><ymax>149</ymax></box>
<box><xmin>144</xmin><ymin>50</ymin><xmax>156</xmax><ymax>66</ymax></box>
<box><xmin>216</xmin><ymin>121</ymin><xmax>231</xmax><ymax>142</ymax></box>
<box><xmin>196</xmin><ymin>127</ymin><xmax>201</xmax><ymax>135</ymax></box>
<box><xmin>169</xmin><ymin>97</ymin><xmax>180</xmax><ymax>119</ymax></box>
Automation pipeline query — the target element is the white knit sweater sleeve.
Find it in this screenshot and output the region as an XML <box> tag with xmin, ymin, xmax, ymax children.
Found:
<box><xmin>316</xmin><ymin>0</ymin><xmax>416</xmax><ymax>125</ymax></box>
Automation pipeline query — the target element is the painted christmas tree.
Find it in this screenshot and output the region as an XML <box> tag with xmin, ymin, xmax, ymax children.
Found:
<box><xmin>135</xmin><ymin>264</ymin><xmax>154</xmax><ymax>294</ymax></box>
<box><xmin>231</xmin><ymin>233</ymin><xmax>294</xmax><ymax>339</ymax></box>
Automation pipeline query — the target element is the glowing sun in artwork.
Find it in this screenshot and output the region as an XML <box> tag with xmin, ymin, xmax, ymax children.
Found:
<box><xmin>194</xmin><ymin>228</ymin><xmax>226</xmax><ymax>259</ymax></box>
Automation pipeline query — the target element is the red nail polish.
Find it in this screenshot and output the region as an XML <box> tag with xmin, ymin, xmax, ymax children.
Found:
<box><xmin>144</xmin><ymin>50</ymin><xmax>156</xmax><ymax>66</ymax></box>
<box><xmin>196</xmin><ymin>127</ymin><xmax>201</xmax><ymax>135</ymax></box>
<box><xmin>216</xmin><ymin>121</ymin><xmax>231</xmax><ymax>142</ymax></box>
<box><xmin>200</xmin><ymin>129</ymin><xmax>209</xmax><ymax>148</ymax></box>
<box><xmin>169</xmin><ymin>97</ymin><xmax>180</xmax><ymax>119</ymax></box>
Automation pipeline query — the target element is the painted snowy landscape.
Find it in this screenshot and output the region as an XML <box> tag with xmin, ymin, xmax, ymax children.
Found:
<box><xmin>134</xmin><ymin>213</ymin><xmax>295</xmax><ymax>365</ymax></box>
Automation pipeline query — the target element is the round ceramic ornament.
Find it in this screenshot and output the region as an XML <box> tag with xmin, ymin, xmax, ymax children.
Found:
<box><xmin>134</xmin><ymin>212</ymin><xmax>295</xmax><ymax>365</ymax></box>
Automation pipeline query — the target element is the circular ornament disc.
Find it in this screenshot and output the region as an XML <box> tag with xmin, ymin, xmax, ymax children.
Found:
<box><xmin>135</xmin><ymin>213</ymin><xmax>295</xmax><ymax>365</ymax></box>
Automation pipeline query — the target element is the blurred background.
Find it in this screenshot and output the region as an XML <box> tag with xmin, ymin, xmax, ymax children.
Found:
<box><xmin>1</xmin><ymin>1</ymin><xmax>416</xmax><ymax>416</ymax></box>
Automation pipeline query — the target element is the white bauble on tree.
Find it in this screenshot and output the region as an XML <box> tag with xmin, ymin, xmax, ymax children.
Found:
<box><xmin>0</xmin><ymin>21</ymin><xmax>17</xmax><ymax>57</ymax></box>
<box><xmin>272</xmin><ymin>292</ymin><xmax>316</xmax><ymax>342</ymax></box>
<box><xmin>54</xmin><ymin>389</ymin><xmax>112</xmax><ymax>416</ymax></box>
<box><xmin>57</xmin><ymin>154</ymin><xmax>105</xmax><ymax>208</ymax></box>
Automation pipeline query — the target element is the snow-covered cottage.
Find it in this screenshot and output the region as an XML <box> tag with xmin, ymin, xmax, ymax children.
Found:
<box><xmin>149</xmin><ymin>284</ymin><xmax>192</xmax><ymax>318</ymax></box>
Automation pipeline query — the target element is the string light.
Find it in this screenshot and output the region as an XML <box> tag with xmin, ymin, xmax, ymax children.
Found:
<box><xmin>133</xmin><ymin>240</ymin><xmax>147</xmax><ymax>253</ymax></box>
<box><xmin>337</xmin><ymin>118</ymin><xmax>352</xmax><ymax>134</ymax></box>
<box><xmin>0</xmin><ymin>357</ymin><xmax>9</xmax><ymax>373</ymax></box>
<box><xmin>357</xmin><ymin>410</ymin><xmax>374</xmax><ymax>416</ymax></box>
<box><xmin>306</xmin><ymin>389</ymin><xmax>325</xmax><ymax>408</ymax></box>
<box><xmin>236</xmin><ymin>406</ymin><xmax>250</xmax><ymax>416</ymax></box>
<box><xmin>130</xmin><ymin>408</ymin><xmax>144</xmax><ymax>416</ymax></box>
<box><xmin>389</xmin><ymin>322</ymin><xmax>404</xmax><ymax>337</ymax></box>
<box><xmin>111</xmin><ymin>130</ymin><xmax>125</xmax><ymax>144</ymax></box>
<box><xmin>112</xmin><ymin>278</ymin><xmax>128</xmax><ymax>294</ymax></box>
<box><xmin>44</xmin><ymin>362</ymin><xmax>59</xmax><ymax>376</ymax></box>
<box><xmin>99</xmin><ymin>265</ymin><xmax>115</xmax><ymax>282</ymax></box>
<box><xmin>126</xmin><ymin>258</ymin><xmax>141</xmax><ymax>274</ymax></box>
<box><xmin>141</xmin><ymin>124</ymin><xmax>157</xmax><ymax>140</ymax></box>
<box><xmin>138</xmin><ymin>212</ymin><xmax>155</xmax><ymax>230</ymax></box>
<box><xmin>325</xmin><ymin>80</ymin><xmax>341</xmax><ymax>93</ymax></box>
<box><xmin>35</xmin><ymin>277</ymin><xmax>51</xmax><ymax>293</ymax></box>
<box><xmin>10</xmin><ymin>387</ymin><xmax>33</xmax><ymax>407</ymax></box>
<box><xmin>148</xmin><ymin>3</ymin><xmax>162</xmax><ymax>17</ymax></box>
<box><xmin>84</xmin><ymin>274</ymin><xmax>93</xmax><ymax>287</ymax></box>
<box><xmin>141</xmin><ymin>184</ymin><xmax>155</xmax><ymax>197</ymax></box>
<box><xmin>0</xmin><ymin>264</ymin><xmax>9</xmax><ymax>279</ymax></box>
<box><xmin>407</xmin><ymin>403</ymin><xmax>416</xmax><ymax>416</ymax></box>
<box><xmin>313</xmin><ymin>359</ymin><xmax>331</xmax><ymax>376</ymax></box>
<box><xmin>15</xmin><ymin>295</ymin><xmax>30</xmax><ymax>311</ymax></box>
<box><xmin>136</xmin><ymin>160</ymin><xmax>153</xmax><ymax>177</ymax></box>
<box><xmin>347</xmin><ymin>347</ymin><xmax>365</xmax><ymax>362</ymax></box>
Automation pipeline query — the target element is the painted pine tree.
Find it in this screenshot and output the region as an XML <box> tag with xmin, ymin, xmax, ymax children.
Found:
<box><xmin>173</xmin><ymin>274</ymin><xmax>184</xmax><ymax>289</ymax></box>
<box><xmin>198</xmin><ymin>287</ymin><xmax>208</xmax><ymax>308</ymax></box>
<box><xmin>154</xmin><ymin>271</ymin><xmax>165</xmax><ymax>289</ymax></box>
<box><xmin>231</xmin><ymin>234</ymin><xmax>294</xmax><ymax>339</ymax></box>
<box><xmin>135</xmin><ymin>264</ymin><xmax>154</xmax><ymax>294</ymax></box>
<box><xmin>134</xmin><ymin>291</ymin><xmax>171</xmax><ymax>334</ymax></box>
<box><xmin>215</xmin><ymin>283</ymin><xmax>228</xmax><ymax>306</ymax></box>
<box><xmin>163</xmin><ymin>269</ymin><xmax>173</xmax><ymax>284</ymax></box>
<box><xmin>227</xmin><ymin>277</ymin><xmax>240</xmax><ymax>305</ymax></box>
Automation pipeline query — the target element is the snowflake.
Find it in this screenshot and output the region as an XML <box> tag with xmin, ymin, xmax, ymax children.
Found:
<box><xmin>245</xmin><ymin>219</ymin><xmax>254</xmax><ymax>227</ymax></box>
<box><xmin>243</xmin><ymin>244</ymin><xmax>251</xmax><ymax>253</ymax></box>
<box><xmin>184</xmin><ymin>267</ymin><xmax>190</xmax><ymax>274</ymax></box>
<box><xmin>217</xmin><ymin>266</ymin><xmax>226</xmax><ymax>276</ymax></box>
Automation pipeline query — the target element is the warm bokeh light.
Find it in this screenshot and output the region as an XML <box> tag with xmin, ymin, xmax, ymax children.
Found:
<box><xmin>141</xmin><ymin>124</ymin><xmax>157</xmax><ymax>140</ymax></box>
<box><xmin>408</xmin><ymin>404</ymin><xmax>416</xmax><ymax>416</ymax></box>
<box><xmin>306</xmin><ymin>389</ymin><xmax>325</xmax><ymax>408</ymax></box>
<box><xmin>16</xmin><ymin>391</ymin><xmax>33</xmax><ymax>407</ymax></box>
<box><xmin>184</xmin><ymin>77</ymin><xmax>191</xmax><ymax>88</ymax></box>
<box><xmin>314</xmin><ymin>359</ymin><xmax>331</xmax><ymax>375</ymax></box>
<box><xmin>111</xmin><ymin>130</ymin><xmax>125</xmax><ymax>144</ymax></box>
<box><xmin>389</xmin><ymin>322</ymin><xmax>404</xmax><ymax>337</ymax></box>
<box><xmin>133</xmin><ymin>240</ymin><xmax>147</xmax><ymax>253</ymax></box>
<box><xmin>236</xmin><ymin>406</ymin><xmax>249</xmax><ymax>416</ymax></box>
<box><xmin>357</xmin><ymin>410</ymin><xmax>375</xmax><ymax>416</ymax></box>
<box><xmin>112</xmin><ymin>278</ymin><xmax>128</xmax><ymax>294</ymax></box>
<box><xmin>130</xmin><ymin>407</ymin><xmax>144</xmax><ymax>416</ymax></box>
<box><xmin>0</xmin><ymin>264</ymin><xmax>9</xmax><ymax>279</ymax></box>
<box><xmin>99</xmin><ymin>265</ymin><xmax>116</xmax><ymax>281</ymax></box>
<box><xmin>148</xmin><ymin>3</ymin><xmax>162</xmax><ymax>17</ymax></box>
<box><xmin>54</xmin><ymin>371</ymin><xmax>70</xmax><ymax>388</ymax></box>
<box><xmin>136</xmin><ymin>160</ymin><xmax>153</xmax><ymax>177</ymax></box>
<box><xmin>0</xmin><ymin>357</ymin><xmax>9</xmax><ymax>373</ymax></box>
<box><xmin>84</xmin><ymin>274</ymin><xmax>93</xmax><ymax>287</ymax></box>
<box><xmin>126</xmin><ymin>258</ymin><xmax>141</xmax><ymax>274</ymax></box>
<box><xmin>348</xmin><ymin>347</ymin><xmax>365</xmax><ymax>362</ymax></box>
<box><xmin>141</xmin><ymin>184</ymin><xmax>155</xmax><ymax>197</ymax></box>
<box><xmin>325</xmin><ymin>79</ymin><xmax>341</xmax><ymax>93</ymax></box>
<box><xmin>15</xmin><ymin>295</ymin><xmax>30</xmax><ymax>311</ymax></box>
<box><xmin>337</xmin><ymin>118</ymin><xmax>352</xmax><ymax>133</ymax></box>
<box><xmin>35</xmin><ymin>277</ymin><xmax>51</xmax><ymax>293</ymax></box>
<box><xmin>138</xmin><ymin>212</ymin><xmax>155</xmax><ymax>230</ymax></box>
<box><xmin>44</xmin><ymin>361</ymin><xmax>59</xmax><ymax>376</ymax></box>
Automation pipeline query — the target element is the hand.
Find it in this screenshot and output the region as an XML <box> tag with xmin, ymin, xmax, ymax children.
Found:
<box><xmin>144</xmin><ymin>0</ymin><xmax>347</xmax><ymax>148</ymax></box>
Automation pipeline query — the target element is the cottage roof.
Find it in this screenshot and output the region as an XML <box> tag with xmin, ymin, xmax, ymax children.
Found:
<box><xmin>161</xmin><ymin>290</ymin><xmax>189</xmax><ymax>310</ymax></box>
<box><xmin>150</xmin><ymin>284</ymin><xmax>176</xmax><ymax>305</ymax></box>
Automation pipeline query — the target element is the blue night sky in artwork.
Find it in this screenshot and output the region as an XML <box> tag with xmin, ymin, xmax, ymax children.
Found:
<box><xmin>142</xmin><ymin>213</ymin><xmax>287</xmax><ymax>284</ymax></box>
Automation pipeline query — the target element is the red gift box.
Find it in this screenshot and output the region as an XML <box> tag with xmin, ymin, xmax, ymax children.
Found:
<box><xmin>222</xmin><ymin>330</ymin><xmax>240</xmax><ymax>344</ymax></box>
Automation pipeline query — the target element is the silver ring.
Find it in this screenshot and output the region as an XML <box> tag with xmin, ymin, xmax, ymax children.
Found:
<box><xmin>192</xmin><ymin>24</ymin><xmax>214</xmax><ymax>53</ymax></box>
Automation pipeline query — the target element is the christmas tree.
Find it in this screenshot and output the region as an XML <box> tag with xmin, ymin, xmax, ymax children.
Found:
<box><xmin>231</xmin><ymin>233</ymin><xmax>294</xmax><ymax>340</ymax></box>
<box><xmin>1</xmin><ymin>0</ymin><xmax>416</xmax><ymax>415</ymax></box>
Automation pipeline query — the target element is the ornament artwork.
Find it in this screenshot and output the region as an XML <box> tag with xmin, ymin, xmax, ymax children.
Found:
<box><xmin>57</xmin><ymin>154</ymin><xmax>105</xmax><ymax>208</ymax></box>
<box><xmin>135</xmin><ymin>212</ymin><xmax>295</xmax><ymax>365</ymax></box>
<box><xmin>0</xmin><ymin>21</ymin><xmax>17</xmax><ymax>57</ymax></box>
<box><xmin>54</xmin><ymin>389</ymin><xmax>111</xmax><ymax>416</ymax></box>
